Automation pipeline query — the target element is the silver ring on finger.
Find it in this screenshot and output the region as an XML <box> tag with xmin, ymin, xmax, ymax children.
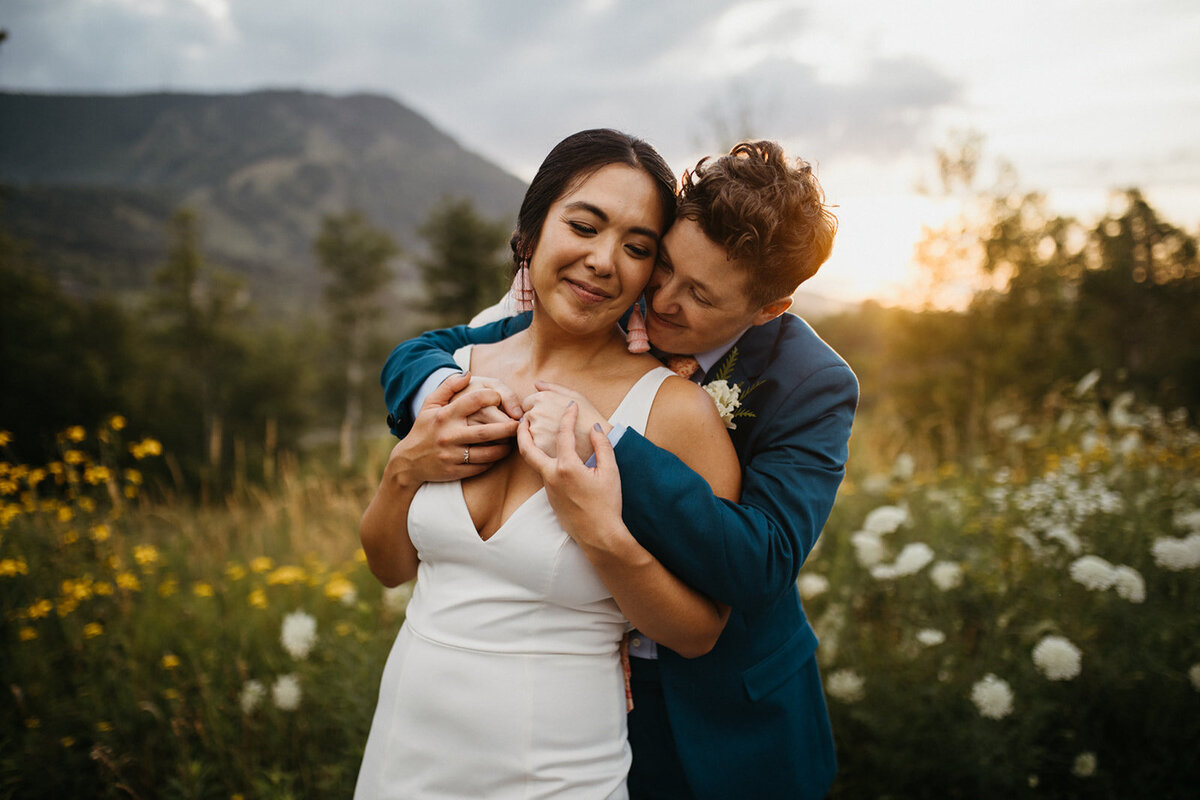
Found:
<box><xmin>463</xmin><ymin>447</ymin><xmax>471</xmax><ymax>465</ymax></box>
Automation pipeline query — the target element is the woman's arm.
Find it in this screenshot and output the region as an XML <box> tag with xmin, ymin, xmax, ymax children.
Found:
<box><xmin>362</xmin><ymin>374</ymin><xmax>521</xmax><ymax>586</ymax></box>
<box><xmin>518</xmin><ymin>382</ymin><xmax>740</xmax><ymax>658</ymax></box>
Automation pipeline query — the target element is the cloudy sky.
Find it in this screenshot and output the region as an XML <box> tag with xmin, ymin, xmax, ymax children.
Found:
<box><xmin>3</xmin><ymin>0</ymin><xmax>1199</xmax><ymax>304</ymax></box>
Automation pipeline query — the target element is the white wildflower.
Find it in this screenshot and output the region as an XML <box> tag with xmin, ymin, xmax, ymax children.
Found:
<box><xmin>1188</xmin><ymin>664</ymin><xmax>1200</xmax><ymax>692</ymax></box>
<box><xmin>991</xmin><ymin>413</ymin><xmax>1021</xmax><ymax>434</ymax></box>
<box><xmin>1109</xmin><ymin>392</ymin><xmax>1138</xmax><ymax>428</ymax></box>
<box><xmin>851</xmin><ymin>531</ymin><xmax>886</xmax><ymax>567</ymax></box>
<box><xmin>1032</xmin><ymin>635</ymin><xmax>1082</xmax><ymax>681</ymax></box>
<box><xmin>930</xmin><ymin>561</ymin><xmax>963</xmax><ymax>591</ymax></box>
<box><xmin>702</xmin><ymin>379</ymin><xmax>741</xmax><ymax>429</ymax></box>
<box><xmin>797</xmin><ymin>573</ymin><xmax>829</xmax><ymax>600</ymax></box>
<box><xmin>1151</xmin><ymin>533</ymin><xmax>1200</xmax><ymax>571</ymax></box>
<box><xmin>1117</xmin><ymin>431</ymin><xmax>1141</xmax><ymax>457</ymax></box>
<box><xmin>1072</xmin><ymin>751</ymin><xmax>1097</xmax><ymax>778</ymax></box>
<box><xmin>383</xmin><ymin>581</ymin><xmax>415</xmax><ymax>613</ymax></box>
<box><xmin>1112</xmin><ymin>565</ymin><xmax>1146</xmax><ymax>603</ymax></box>
<box><xmin>869</xmin><ymin>564</ymin><xmax>898</xmax><ymax>580</ymax></box>
<box><xmin>1069</xmin><ymin>555</ymin><xmax>1117</xmax><ymax>591</ymax></box>
<box><xmin>916</xmin><ymin>629</ymin><xmax>946</xmax><ymax>647</ymax></box>
<box><xmin>1009</xmin><ymin>425</ymin><xmax>1034</xmax><ymax>443</ymax></box>
<box><xmin>239</xmin><ymin>679</ymin><xmax>265</xmax><ymax>714</ymax></box>
<box><xmin>862</xmin><ymin>505</ymin><xmax>908</xmax><ymax>535</ymax></box>
<box><xmin>1174</xmin><ymin>509</ymin><xmax>1200</xmax><ymax>534</ymax></box>
<box><xmin>1074</xmin><ymin>369</ymin><xmax>1101</xmax><ymax>397</ymax></box>
<box><xmin>281</xmin><ymin>610</ymin><xmax>318</xmax><ymax>660</ymax></box>
<box><xmin>970</xmin><ymin>674</ymin><xmax>1014</xmax><ymax>719</ymax></box>
<box><xmin>892</xmin><ymin>543</ymin><xmax>935</xmax><ymax>576</ymax></box>
<box><xmin>272</xmin><ymin>673</ymin><xmax>302</xmax><ymax>711</ymax></box>
<box><xmin>891</xmin><ymin>453</ymin><xmax>915</xmax><ymax>481</ymax></box>
<box><xmin>1044</xmin><ymin>524</ymin><xmax>1083</xmax><ymax>555</ymax></box>
<box><xmin>825</xmin><ymin>669</ymin><xmax>865</xmax><ymax>703</ymax></box>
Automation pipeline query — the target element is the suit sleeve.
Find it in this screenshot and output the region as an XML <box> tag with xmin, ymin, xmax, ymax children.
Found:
<box><xmin>381</xmin><ymin>312</ymin><xmax>532</xmax><ymax>438</ymax></box>
<box><xmin>615</xmin><ymin>363</ymin><xmax>858</xmax><ymax>613</ymax></box>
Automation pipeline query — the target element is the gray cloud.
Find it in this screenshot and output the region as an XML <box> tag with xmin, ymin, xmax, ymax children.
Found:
<box><xmin>0</xmin><ymin>1</ymin><xmax>959</xmax><ymax>175</ymax></box>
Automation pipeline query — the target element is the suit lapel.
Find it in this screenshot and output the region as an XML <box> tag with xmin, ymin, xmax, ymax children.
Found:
<box><xmin>700</xmin><ymin>319</ymin><xmax>780</xmax><ymax>458</ymax></box>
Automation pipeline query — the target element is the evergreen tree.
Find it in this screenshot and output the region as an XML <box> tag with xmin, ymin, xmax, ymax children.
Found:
<box><xmin>416</xmin><ymin>197</ymin><xmax>512</xmax><ymax>327</ymax></box>
<box><xmin>314</xmin><ymin>210</ymin><xmax>398</xmax><ymax>468</ymax></box>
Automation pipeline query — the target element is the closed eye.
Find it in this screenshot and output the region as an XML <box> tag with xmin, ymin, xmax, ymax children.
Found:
<box><xmin>625</xmin><ymin>243</ymin><xmax>654</xmax><ymax>259</ymax></box>
<box><xmin>568</xmin><ymin>220</ymin><xmax>597</xmax><ymax>235</ymax></box>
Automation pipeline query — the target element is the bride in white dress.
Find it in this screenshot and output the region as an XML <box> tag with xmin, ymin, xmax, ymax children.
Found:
<box><xmin>355</xmin><ymin>130</ymin><xmax>740</xmax><ymax>799</ymax></box>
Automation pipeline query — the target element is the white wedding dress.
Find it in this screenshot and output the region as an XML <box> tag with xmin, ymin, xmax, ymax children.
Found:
<box><xmin>355</xmin><ymin>347</ymin><xmax>673</xmax><ymax>800</ymax></box>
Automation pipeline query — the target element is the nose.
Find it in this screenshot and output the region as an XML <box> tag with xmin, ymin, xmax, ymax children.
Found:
<box><xmin>649</xmin><ymin>271</ymin><xmax>680</xmax><ymax>314</ymax></box>
<box><xmin>585</xmin><ymin>236</ymin><xmax>617</xmax><ymax>277</ymax></box>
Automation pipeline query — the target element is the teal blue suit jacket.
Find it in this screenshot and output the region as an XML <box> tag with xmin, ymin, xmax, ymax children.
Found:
<box><xmin>381</xmin><ymin>311</ymin><xmax>858</xmax><ymax>800</ymax></box>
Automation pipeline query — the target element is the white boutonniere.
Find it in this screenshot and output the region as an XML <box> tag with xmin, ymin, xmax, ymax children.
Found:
<box><xmin>701</xmin><ymin>348</ymin><xmax>761</xmax><ymax>430</ymax></box>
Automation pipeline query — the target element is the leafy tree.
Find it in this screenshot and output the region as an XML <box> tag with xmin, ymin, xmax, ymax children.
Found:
<box><xmin>314</xmin><ymin>210</ymin><xmax>398</xmax><ymax>468</ymax></box>
<box><xmin>415</xmin><ymin>197</ymin><xmax>512</xmax><ymax>328</ymax></box>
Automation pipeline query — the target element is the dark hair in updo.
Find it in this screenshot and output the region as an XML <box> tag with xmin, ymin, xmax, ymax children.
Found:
<box><xmin>511</xmin><ymin>129</ymin><xmax>677</xmax><ymax>266</ymax></box>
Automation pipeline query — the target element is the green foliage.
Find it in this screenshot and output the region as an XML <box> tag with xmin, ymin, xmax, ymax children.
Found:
<box><xmin>415</xmin><ymin>197</ymin><xmax>512</xmax><ymax>328</ymax></box>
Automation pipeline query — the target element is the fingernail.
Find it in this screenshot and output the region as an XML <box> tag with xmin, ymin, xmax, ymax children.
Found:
<box><xmin>593</xmin><ymin>423</ymin><xmax>603</xmax><ymax>432</ymax></box>
<box><xmin>567</xmin><ymin>400</ymin><xmax>575</xmax><ymax>407</ymax></box>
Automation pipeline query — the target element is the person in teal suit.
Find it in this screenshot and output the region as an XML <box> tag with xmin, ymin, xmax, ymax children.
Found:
<box><xmin>379</xmin><ymin>141</ymin><xmax>857</xmax><ymax>800</ymax></box>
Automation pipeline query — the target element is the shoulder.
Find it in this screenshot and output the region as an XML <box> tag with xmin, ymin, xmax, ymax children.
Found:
<box><xmin>644</xmin><ymin>376</ymin><xmax>740</xmax><ymax>500</ymax></box>
<box><xmin>745</xmin><ymin>313</ymin><xmax>857</xmax><ymax>397</ymax></box>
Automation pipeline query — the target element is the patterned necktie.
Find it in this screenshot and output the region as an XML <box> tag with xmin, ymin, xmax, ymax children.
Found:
<box><xmin>666</xmin><ymin>355</ymin><xmax>701</xmax><ymax>381</ymax></box>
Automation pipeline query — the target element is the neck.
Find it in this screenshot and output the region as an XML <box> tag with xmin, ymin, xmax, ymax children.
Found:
<box><xmin>523</xmin><ymin>307</ymin><xmax>625</xmax><ymax>373</ymax></box>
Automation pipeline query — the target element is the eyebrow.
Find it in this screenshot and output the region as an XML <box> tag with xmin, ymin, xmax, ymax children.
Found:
<box><xmin>565</xmin><ymin>201</ymin><xmax>661</xmax><ymax>243</ymax></box>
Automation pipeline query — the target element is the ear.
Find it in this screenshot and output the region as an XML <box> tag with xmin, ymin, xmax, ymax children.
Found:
<box><xmin>750</xmin><ymin>295</ymin><xmax>793</xmax><ymax>326</ymax></box>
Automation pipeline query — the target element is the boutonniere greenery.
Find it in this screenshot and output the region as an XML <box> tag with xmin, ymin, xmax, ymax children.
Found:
<box><xmin>701</xmin><ymin>347</ymin><xmax>762</xmax><ymax>430</ymax></box>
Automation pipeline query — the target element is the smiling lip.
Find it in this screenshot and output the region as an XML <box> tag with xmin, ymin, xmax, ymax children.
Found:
<box><xmin>566</xmin><ymin>278</ymin><xmax>611</xmax><ymax>304</ymax></box>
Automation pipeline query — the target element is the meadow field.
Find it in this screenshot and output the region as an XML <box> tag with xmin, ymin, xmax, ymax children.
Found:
<box><xmin>2</xmin><ymin>374</ymin><xmax>1198</xmax><ymax>798</ymax></box>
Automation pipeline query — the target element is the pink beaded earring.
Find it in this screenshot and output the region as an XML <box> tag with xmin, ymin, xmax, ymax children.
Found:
<box><xmin>511</xmin><ymin>256</ymin><xmax>534</xmax><ymax>312</ymax></box>
<box><xmin>625</xmin><ymin>301</ymin><xmax>649</xmax><ymax>353</ymax></box>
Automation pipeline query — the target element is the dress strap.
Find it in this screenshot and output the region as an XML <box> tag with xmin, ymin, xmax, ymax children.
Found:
<box><xmin>608</xmin><ymin>367</ymin><xmax>674</xmax><ymax>435</ymax></box>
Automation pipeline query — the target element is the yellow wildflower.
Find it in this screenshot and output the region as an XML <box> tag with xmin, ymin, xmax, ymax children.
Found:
<box><xmin>90</xmin><ymin>524</ymin><xmax>111</xmax><ymax>543</ymax></box>
<box><xmin>141</xmin><ymin>438</ymin><xmax>162</xmax><ymax>456</ymax></box>
<box><xmin>1</xmin><ymin>503</ymin><xmax>21</xmax><ymax>527</ymax></box>
<box><xmin>124</xmin><ymin>468</ymin><xmax>143</xmax><ymax>485</ymax></box>
<box><xmin>66</xmin><ymin>426</ymin><xmax>86</xmax><ymax>443</ymax></box>
<box><xmin>78</xmin><ymin>497</ymin><xmax>96</xmax><ymax>513</ymax></box>
<box><xmin>163</xmin><ymin>689</ymin><xmax>180</xmax><ymax>700</ymax></box>
<box><xmin>94</xmin><ymin>581</ymin><xmax>114</xmax><ymax>596</ymax></box>
<box><xmin>161</xmin><ymin>653</ymin><xmax>181</xmax><ymax>670</ymax></box>
<box><xmin>0</xmin><ymin>557</ymin><xmax>29</xmax><ymax>577</ymax></box>
<box><xmin>57</xmin><ymin>597</ymin><xmax>79</xmax><ymax>616</ymax></box>
<box><xmin>61</xmin><ymin>528</ymin><xmax>79</xmax><ymax>546</ymax></box>
<box><xmin>62</xmin><ymin>577</ymin><xmax>94</xmax><ymax>601</ymax></box>
<box><xmin>83</xmin><ymin>622</ymin><xmax>103</xmax><ymax>639</ymax></box>
<box><xmin>61</xmin><ymin>736</ymin><xmax>76</xmax><ymax>748</ymax></box>
<box><xmin>248</xmin><ymin>588</ymin><xmax>268</xmax><ymax>609</ymax></box>
<box><xmin>28</xmin><ymin>468</ymin><xmax>46</xmax><ymax>486</ymax></box>
<box><xmin>192</xmin><ymin>582</ymin><xmax>215</xmax><ymax>598</ymax></box>
<box><xmin>354</xmin><ymin>548</ymin><xmax>368</xmax><ymax>563</ymax></box>
<box><xmin>108</xmin><ymin>415</ymin><xmax>126</xmax><ymax>431</ymax></box>
<box><xmin>48</xmin><ymin>461</ymin><xmax>64</xmax><ymax>476</ymax></box>
<box><xmin>0</xmin><ymin>430</ymin><xmax>11</xmax><ymax>446</ymax></box>
<box><xmin>116</xmin><ymin>572</ymin><xmax>141</xmax><ymax>592</ymax></box>
<box><xmin>0</xmin><ymin>478</ymin><xmax>17</xmax><ymax>495</ymax></box>
<box><xmin>63</xmin><ymin>449</ymin><xmax>86</xmax><ymax>465</ymax></box>
<box><xmin>25</xmin><ymin>717</ymin><xmax>40</xmax><ymax>729</ymax></box>
<box><xmin>335</xmin><ymin>621</ymin><xmax>353</xmax><ymax>637</ymax></box>
<box><xmin>27</xmin><ymin>599</ymin><xmax>54</xmax><ymax>619</ymax></box>
<box><xmin>225</xmin><ymin>563</ymin><xmax>247</xmax><ymax>581</ymax></box>
<box><xmin>124</xmin><ymin>485</ymin><xmax>138</xmax><ymax>499</ymax></box>
<box><xmin>266</xmin><ymin>565</ymin><xmax>306</xmax><ymax>586</ymax></box>
<box><xmin>133</xmin><ymin>544</ymin><xmax>161</xmax><ymax>568</ymax></box>
<box><xmin>85</xmin><ymin>465</ymin><xmax>112</xmax><ymax>485</ymax></box>
<box><xmin>325</xmin><ymin>575</ymin><xmax>357</xmax><ymax>603</ymax></box>
<box><xmin>249</xmin><ymin>556</ymin><xmax>274</xmax><ymax>573</ymax></box>
<box><xmin>96</xmin><ymin>721</ymin><xmax>113</xmax><ymax>732</ymax></box>
<box><xmin>158</xmin><ymin>578</ymin><xmax>178</xmax><ymax>598</ymax></box>
<box><xmin>57</xmin><ymin>506</ymin><xmax>74</xmax><ymax>523</ymax></box>
<box><xmin>19</xmin><ymin>626</ymin><xmax>37</xmax><ymax>641</ymax></box>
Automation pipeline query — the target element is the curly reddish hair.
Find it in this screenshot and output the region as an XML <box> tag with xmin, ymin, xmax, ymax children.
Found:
<box><xmin>676</xmin><ymin>140</ymin><xmax>837</xmax><ymax>306</ymax></box>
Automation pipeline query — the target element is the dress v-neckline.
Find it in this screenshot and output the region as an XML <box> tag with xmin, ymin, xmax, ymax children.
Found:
<box><xmin>456</xmin><ymin>482</ymin><xmax>546</xmax><ymax>543</ymax></box>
